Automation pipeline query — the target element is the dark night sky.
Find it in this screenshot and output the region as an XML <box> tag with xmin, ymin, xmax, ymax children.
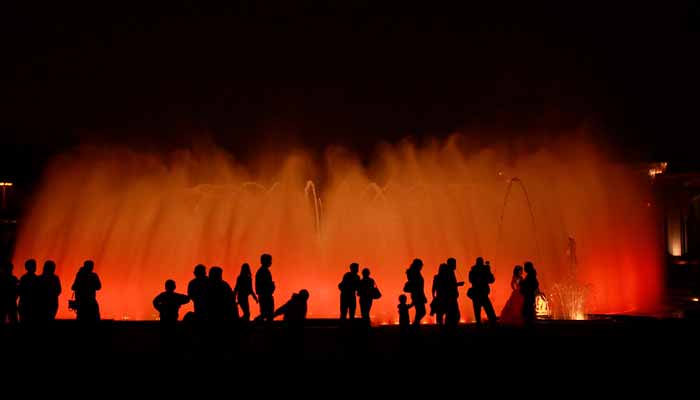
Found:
<box><xmin>1</xmin><ymin>1</ymin><xmax>699</xmax><ymax>186</ymax></box>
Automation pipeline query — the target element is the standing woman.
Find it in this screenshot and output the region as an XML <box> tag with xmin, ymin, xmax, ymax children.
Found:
<box><xmin>499</xmin><ymin>265</ymin><xmax>524</xmax><ymax>326</ymax></box>
<box><xmin>357</xmin><ymin>268</ymin><xmax>379</xmax><ymax>324</ymax></box>
<box><xmin>404</xmin><ymin>258</ymin><xmax>427</xmax><ymax>326</ymax></box>
<box><xmin>233</xmin><ymin>263</ymin><xmax>258</xmax><ymax>321</ymax></box>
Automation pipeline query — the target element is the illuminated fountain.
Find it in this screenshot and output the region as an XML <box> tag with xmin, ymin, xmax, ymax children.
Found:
<box><xmin>13</xmin><ymin>134</ymin><xmax>662</xmax><ymax>321</ymax></box>
<box><xmin>547</xmin><ymin>237</ymin><xmax>591</xmax><ymax>320</ymax></box>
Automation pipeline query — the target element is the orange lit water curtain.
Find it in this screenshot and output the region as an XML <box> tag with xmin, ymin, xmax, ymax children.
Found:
<box><xmin>13</xmin><ymin>136</ymin><xmax>662</xmax><ymax>321</ymax></box>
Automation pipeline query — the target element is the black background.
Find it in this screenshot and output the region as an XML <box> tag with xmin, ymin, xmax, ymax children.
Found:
<box><xmin>2</xmin><ymin>1</ymin><xmax>699</xmax><ymax>186</ymax></box>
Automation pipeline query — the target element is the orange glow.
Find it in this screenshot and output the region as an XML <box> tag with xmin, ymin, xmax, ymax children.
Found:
<box><xmin>648</xmin><ymin>162</ymin><xmax>667</xmax><ymax>179</ymax></box>
<box><xmin>13</xmin><ymin>135</ymin><xmax>663</xmax><ymax>321</ymax></box>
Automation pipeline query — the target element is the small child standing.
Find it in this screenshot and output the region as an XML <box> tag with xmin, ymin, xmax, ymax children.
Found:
<box><xmin>398</xmin><ymin>294</ymin><xmax>413</xmax><ymax>330</ymax></box>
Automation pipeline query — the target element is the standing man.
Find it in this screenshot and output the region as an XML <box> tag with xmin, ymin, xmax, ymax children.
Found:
<box><xmin>468</xmin><ymin>257</ymin><xmax>496</xmax><ymax>326</ymax></box>
<box><xmin>338</xmin><ymin>262</ymin><xmax>360</xmax><ymax>320</ymax></box>
<box><xmin>520</xmin><ymin>261</ymin><xmax>539</xmax><ymax>327</ymax></box>
<box><xmin>255</xmin><ymin>253</ymin><xmax>275</xmax><ymax>322</ymax></box>
<box><xmin>187</xmin><ymin>264</ymin><xmax>209</xmax><ymax>321</ymax></box>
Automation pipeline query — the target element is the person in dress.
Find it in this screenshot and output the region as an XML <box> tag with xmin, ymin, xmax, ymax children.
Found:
<box><xmin>499</xmin><ymin>265</ymin><xmax>524</xmax><ymax>326</ymax></box>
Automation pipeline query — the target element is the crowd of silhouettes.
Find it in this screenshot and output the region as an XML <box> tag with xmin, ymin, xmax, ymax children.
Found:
<box><xmin>177</xmin><ymin>253</ymin><xmax>309</xmax><ymax>327</ymax></box>
<box><xmin>0</xmin><ymin>258</ymin><xmax>101</xmax><ymax>325</ymax></box>
<box><xmin>1</xmin><ymin>252</ymin><xmax>542</xmax><ymax>332</ymax></box>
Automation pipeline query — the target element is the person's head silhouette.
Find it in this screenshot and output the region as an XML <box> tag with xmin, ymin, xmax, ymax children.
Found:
<box><xmin>475</xmin><ymin>257</ymin><xmax>484</xmax><ymax>266</ymax></box>
<box><xmin>399</xmin><ymin>294</ymin><xmax>407</xmax><ymax>304</ymax></box>
<box><xmin>194</xmin><ymin>264</ymin><xmax>206</xmax><ymax>278</ymax></box>
<box><xmin>513</xmin><ymin>265</ymin><xmax>523</xmax><ymax>278</ymax></box>
<box><xmin>165</xmin><ymin>279</ymin><xmax>176</xmax><ymax>292</ymax></box>
<box><xmin>439</xmin><ymin>263</ymin><xmax>448</xmax><ymax>275</ymax></box>
<box><xmin>524</xmin><ymin>261</ymin><xmax>535</xmax><ymax>276</ymax></box>
<box><xmin>25</xmin><ymin>259</ymin><xmax>37</xmax><ymax>274</ymax></box>
<box><xmin>261</xmin><ymin>253</ymin><xmax>272</xmax><ymax>268</ymax></box>
<box><xmin>362</xmin><ymin>268</ymin><xmax>370</xmax><ymax>278</ymax></box>
<box><xmin>298</xmin><ymin>289</ymin><xmax>309</xmax><ymax>301</ymax></box>
<box><xmin>43</xmin><ymin>260</ymin><xmax>56</xmax><ymax>275</ymax></box>
<box><xmin>209</xmin><ymin>266</ymin><xmax>223</xmax><ymax>281</ymax></box>
<box><xmin>350</xmin><ymin>262</ymin><xmax>359</xmax><ymax>274</ymax></box>
<box><xmin>446</xmin><ymin>257</ymin><xmax>457</xmax><ymax>270</ymax></box>
<box><xmin>240</xmin><ymin>263</ymin><xmax>251</xmax><ymax>277</ymax></box>
<box><xmin>410</xmin><ymin>258</ymin><xmax>423</xmax><ymax>271</ymax></box>
<box><xmin>83</xmin><ymin>260</ymin><xmax>94</xmax><ymax>273</ymax></box>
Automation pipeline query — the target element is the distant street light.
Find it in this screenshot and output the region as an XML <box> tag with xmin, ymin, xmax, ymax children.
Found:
<box><xmin>0</xmin><ymin>182</ymin><xmax>13</xmax><ymax>210</ymax></box>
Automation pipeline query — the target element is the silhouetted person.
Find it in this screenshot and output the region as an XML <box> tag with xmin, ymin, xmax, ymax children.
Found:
<box><xmin>404</xmin><ymin>258</ymin><xmax>427</xmax><ymax>326</ymax></box>
<box><xmin>357</xmin><ymin>268</ymin><xmax>379</xmax><ymax>324</ymax></box>
<box><xmin>398</xmin><ymin>294</ymin><xmax>413</xmax><ymax>331</ymax></box>
<box><xmin>273</xmin><ymin>289</ymin><xmax>309</xmax><ymax>353</ymax></box>
<box><xmin>255</xmin><ymin>253</ymin><xmax>275</xmax><ymax>322</ymax></box>
<box><xmin>500</xmin><ymin>265</ymin><xmax>525</xmax><ymax>326</ymax></box>
<box><xmin>18</xmin><ymin>259</ymin><xmax>40</xmax><ymax>323</ymax></box>
<box><xmin>520</xmin><ymin>261</ymin><xmax>539</xmax><ymax>327</ymax></box>
<box><xmin>273</xmin><ymin>289</ymin><xmax>309</xmax><ymax>322</ymax></box>
<box><xmin>233</xmin><ymin>263</ymin><xmax>258</xmax><ymax>321</ymax></box>
<box><xmin>71</xmin><ymin>260</ymin><xmax>101</xmax><ymax>322</ymax></box>
<box><xmin>38</xmin><ymin>260</ymin><xmax>61</xmax><ymax>321</ymax></box>
<box><xmin>444</xmin><ymin>257</ymin><xmax>464</xmax><ymax>328</ymax></box>
<box><xmin>0</xmin><ymin>262</ymin><xmax>18</xmax><ymax>324</ymax></box>
<box><xmin>207</xmin><ymin>266</ymin><xmax>237</xmax><ymax>322</ymax></box>
<box><xmin>153</xmin><ymin>279</ymin><xmax>190</xmax><ymax>324</ymax></box>
<box><xmin>431</xmin><ymin>263</ymin><xmax>450</xmax><ymax>326</ymax></box>
<box><xmin>187</xmin><ymin>264</ymin><xmax>208</xmax><ymax>321</ymax></box>
<box><xmin>468</xmin><ymin>257</ymin><xmax>496</xmax><ymax>326</ymax></box>
<box><xmin>338</xmin><ymin>262</ymin><xmax>360</xmax><ymax>321</ymax></box>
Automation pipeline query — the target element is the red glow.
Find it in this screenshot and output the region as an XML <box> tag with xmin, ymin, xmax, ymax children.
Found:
<box><xmin>13</xmin><ymin>135</ymin><xmax>662</xmax><ymax>321</ymax></box>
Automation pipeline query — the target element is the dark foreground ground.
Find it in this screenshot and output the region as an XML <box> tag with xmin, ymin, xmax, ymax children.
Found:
<box><xmin>3</xmin><ymin>315</ymin><xmax>699</xmax><ymax>364</ymax></box>
<box><xmin>3</xmin><ymin>316</ymin><xmax>700</xmax><ymax>395</ymax></box>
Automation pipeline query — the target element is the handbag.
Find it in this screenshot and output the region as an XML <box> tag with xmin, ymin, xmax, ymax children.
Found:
<box><xmin>68</xmin><ymin>292</ymin><xmax>79</xmax><ymax>312</ymax></box>
<box><xmin>372</xmin><ymin>286</ymin><xmax>382</xmax><ymax>300</ymax></box>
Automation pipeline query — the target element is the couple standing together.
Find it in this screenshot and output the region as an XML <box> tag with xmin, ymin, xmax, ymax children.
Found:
<box><xmin>498</xmin><ymin>261</ymin><xmax>539</xmax><ymax>326</ymax></box>
<box><xmin>459</xmin><ymin>257</ymin><xmax>541</xmax><ymax>326</ymax></box>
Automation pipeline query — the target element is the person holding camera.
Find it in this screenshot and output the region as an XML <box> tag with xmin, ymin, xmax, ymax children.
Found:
<box><xmin>70</xmin><ymin>260</ymin><xmax>101</xmax><ymax>322</ymax></box>
<box><xmin>467</xmin><ymin>257</ymin><xmax>496</xmax><ymax>326</ymax></box>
